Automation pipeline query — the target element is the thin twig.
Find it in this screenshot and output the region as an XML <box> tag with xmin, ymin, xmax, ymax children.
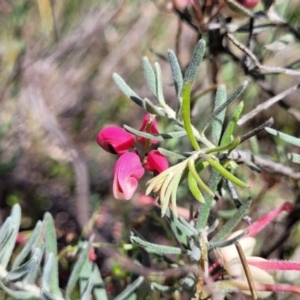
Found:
<box><xmin>227</xmin><ymin>33</ymin><xmax>300</xmax><ymax>77</ymax></box>
<box><xmin>228</xmin><ymin>150</ymin><xmax>300</xmax><ymax>180</ymax></box>
<box><xmin>235</xmin><ymin>242</ymin><xmax>258</xmax><ymax>300</ymax></box>
<box><xmin>239</xmin><ymin>118</ymin><xmax>274</xmax><ymax>143</ymax></box>
<box><xmin>237</xmin><ymin>85</ymin><xmax>300</xmax><ymax>126</ymax></box>
<box><xmin>226</xmin><ymin>180</ymin><xmax>252</xmax><ymax>225</ymax></box>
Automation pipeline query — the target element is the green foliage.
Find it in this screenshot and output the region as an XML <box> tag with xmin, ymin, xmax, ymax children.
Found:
<box><xmin>0</xmin><ymin>204</ymin><xmax>110</xmax><ymax>300</ymax></box>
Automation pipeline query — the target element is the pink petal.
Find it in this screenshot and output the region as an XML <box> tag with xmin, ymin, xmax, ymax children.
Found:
<box><xmin>136</xmin><ymin>114</ymin><xmax>159</xmax><ymax>145</ymax></box>
<box><xmin>113</xmin><ymin>153</ymin><xmax>145</xmax><ymax>200</ymax></box>
<box><xmin>144</xmin><ymin>150</ymin><xmax>169</xmax><ymax>174</ymax></box>
<box><xmin>247</xmin><ymin>259</ymin><xmax>300</xmax><ymax>271</ymax></box>
<box><xmin>96</xmin><ymin>126</ymin><xmax>134</xmax><ymax>155</ymax></box>
<box><xmin>246</xmin><ymin>202</ymin><xmax>293</xmax><ymax>237</ymax></box>
<box><xmin>237</xmin><ymin>0</ymin><xmax>259</xmax><ymax>9</ymax></box>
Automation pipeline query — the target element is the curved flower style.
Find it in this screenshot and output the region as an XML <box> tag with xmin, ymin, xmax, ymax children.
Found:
<box><xmin>136</xmin><ymin>114</ymin><xmax>159</xmax><ymax>145</ymax></box>
<box><xmin>144</xmin><ymin>150</ymin><xmax>169</xmax><ymax>174</ymax></box>
<box><xmin>96</xmin><ymin>126</ymin><xmax>134</xmax><ymax>155</ymax></box>
<box><xmin>113</xmin><ymin>152</ymin><xmax>145</xmax><ymax>200</ymax></box>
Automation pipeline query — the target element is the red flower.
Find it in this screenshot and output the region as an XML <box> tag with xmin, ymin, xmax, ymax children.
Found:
<box><xmin>96</xmin><ymin>126</ymin><xmax>134</xmax><ymax>155</ymax></box>
<box><xmin>144</xmin><ymin>150</ymin><xmax>169</xmax><ymax>174</ymax></box>
<box><xmin>137</xmin><ymin>114</ymin><xmax>159</xmax><ymax>145</ymax></box>
<box><xmin>237</xmin><ymin>0</ymin><xmax>259</xmax><ymax>9</ymax></box>
<box><xmin>113</xmin><ymin>152</ymin><xmax>145</xmax><ymax>200</ymax></box>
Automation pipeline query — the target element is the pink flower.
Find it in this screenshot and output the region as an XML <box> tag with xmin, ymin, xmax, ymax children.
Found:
<box><xmin>144</xmin><ymin>150</ymin><xmax>169</xmax><ymax>174</ymax></box>
<box><xmin>96</xmin><ymin>126</ymin><xmax>134</xmax><ymax>155</ymax></box>
<box><xmin>237</xmin><ymin>0</ymin><xmax>259</xmax><ymax>9</ymax></box>
<box><xmin>113</xmin><ymin>152</ymin><xmax>145</xmax><ymax>200</ymax></box>
<box><xmin>137</xmin><ymin>114</ymin><xmax>159</xmax><ymax>145</ymax></box>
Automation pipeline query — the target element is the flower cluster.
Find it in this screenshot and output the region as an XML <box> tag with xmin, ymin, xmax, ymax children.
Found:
<box><xmin>96</xmin><ymin>114</ymin><xmax>168</xmax><ymax>200</ymax></box>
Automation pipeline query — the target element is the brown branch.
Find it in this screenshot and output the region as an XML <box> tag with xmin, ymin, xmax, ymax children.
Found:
<box><xmin>228</xmin><ymin>150</ymin><xmax>300</xmax><ymax>180</ymax></box>
<box><xmin>227</xmin><ymin>33</ymin><xmax>300</xmax><ymax>77</ymax></box>
<box><xmin>237</xmin><ymin>85</ymin><xmax>300</xmax><ymax>126</ymax></box>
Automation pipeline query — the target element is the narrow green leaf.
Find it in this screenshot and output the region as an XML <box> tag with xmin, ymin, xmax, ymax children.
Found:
<box><xmin>6</xmin><ymin>248</ymin><xmax>42</xmax><ymax>282</ymax></box>
<box><xmin>165</xmin><ymin>209</ymin><xmax>195</xmax><ymax>248</ymax></box>
<box><xmin>42</xmin><ymin>253</ymin><xmax>56</xmax><ymax>292</ymax></box>
<box><xmin>44</xmin><ymin>212</ymin><xmax>62</xmax><ymax>298</ymax></box>
<box><xmin>92</xmin><ymin>264</ymin><xmax>108</xmax><ymax>300</ymax></box>
<box><xmin>130</xmin><ymin>234</ymin><xmax>182</xmax><ymax>255</ymax></box>
<box><xmin>288</xmin><ymin>153</ymin><xmax>300</xmax><ymax>164</ymax></box>
<box><xmin>0</xmin><ymin>204</ymin><xmax>21</xmax><ymax>268</ymax></box>
<box><xmin>211</xmin><ymin>198</ymin><xmax>252</xmax><ymax>242</ymax></box>
<box><xmin>188</xmin><ymin>159</ymin><xmax>214</xmax><ymax>196</ymax></box>
<box><xmin>220</xmin><ymin>101</ymin><xmax>244</xmax><ymax>146</ymax></box>
<box><xmin>196</xmin><ymin>169</ymin><xmax>220</xmax><ymax>230</ymax></box>
<box><xmin>265</xmin><ymin>127</ymin><xmax>300</xmax><ymax>147</ymax></box>
<box><xmin>124</xmin><ymin>124</ymin><xmax>186</xmax><ymax>141</ymax></box>
<box><xmin>114</xmin><ymin>276</ymin><xmax>144</xmax><ymax>300</ymax></box>
<box><xmin>65</xmin><ymin>240</ymin><xmax>91</xmax><ymax>299</ymax></box>
<box><xmin>13</xmin><ymin>221</ymin><xmax>43</xmax><ymax>268</ymax></box>
<box><xmin>158</xmin><ymin>148</ymin><xmax>186</xmax><ymax>160</ymax></box>
<box><xmin>0</xmin><ymin>217</ymin><xmax>13</xmax><ymax>254</ymax></box>
<box><xmin>142</xmin><ymin>57</ymin><xmax>156</xmax><ymax>97</ymax></box>
<box><xmin>184</xmin><ymin>39</ymin><xmax>206</xmax><ymax>85</ymax></box>
<box><xmin>79</xmin><ymin>258</ymin><xmax>93</xmax><ymax>296</ymax></box>
<box><xmin>203</xmin><ymin>81</ymin><xmax>247</xmax><ymax>133</ymax></box>
<box><xmin>41</xmin><ymin>288</ymin><xmax>62</xmax><ymax>300</ymax></box>
<box><xmin>143</xmin><ymin>98</ymin><xmax>166</xmax><ymax>116</ymax></box>
<box><xmin>182</xmin><ymin>81</ymin><xmax>200</xmax><ymax>151</ymax></box>
<box><xmin>178</xmin><ymin>217</ymin><xmax>199</xmax><ymax>236</ymax></box>
<box><xmin>206</xmin><ymin>137</ymin><xmax>241</xmax><ymax>155</ymax></box>
<box><xmin>188</xmin><ymin>171</ymin><xmax>205</xmax><ymax>203</ymax></box>
<box><xmin>112</xmin><ymin>73</ymin><xmax>143</xmax><ymax>107</ymax></box>
<box><xmin>154</xmin><ymin>62</ymin><xmax>166</xmax><ymax>106</ymax></box>
<box><xmin>81</xmin><ymin>279</ymin><xmax>94</xmax><ymax>300</ymax></box>
<box><xmin>212</xmin><ymin>85</ymin><xmax>227</xmax><ymax>145</ymax></box>
<box><xmin>0</xmin><ymin>280</ymin><xmax>37</xmax><ymax>299</ymax></box>
<box><xmin>24</xmin><ymin>246</ymin><xmax>44</xmax><ymax>284</ymax></box>
<box><xmin>168</xmin><ymin>49</ymin><xmax>183</xmax><ymax>98</ymax></box>
<box><xmin>205</xmin><ymin>156</ymin><xmax>249</xmax><ymax>188</ymax></box>
<box><xmin>209</xmin><ymin>230</ymin><xmax>247</xmax><ymax>249</ymax></box>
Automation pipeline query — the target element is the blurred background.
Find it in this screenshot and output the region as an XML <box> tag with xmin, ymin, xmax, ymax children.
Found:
<box><xmin>0</xmin><ymin>0</ymin><xmax>300</xmax><ymax>298</ymax></box>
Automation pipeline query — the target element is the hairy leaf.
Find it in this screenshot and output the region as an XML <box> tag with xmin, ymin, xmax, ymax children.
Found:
<box><xmin>265</xmin><ymin>127</ymin><xmax>300</xmax><ymax>147</ymax></box>
<box><xmin>220</xmin><ymin>101</ymin><xmax>244</xmax><ymax>146</ymax></box>
<box><xmin>44</xmin><ymin>213</ymin><xmax>62</xmax><ymax>298</ymax></box>
<box><xmin>168</xmin><ymin>49</ymin><xmax>183</xmax><ymax>99</ymax></box>
<box><xmin>142</xmin><ymin>57</ymin><xmax>156</xmax><ymax>97</ymax></box>
<box><xmin>0</xmin><ymin>204</ymin><xmax>21</xmax><ymax>268</ymax></box>
<box><xmin>212</xmin><ymin>85</ymin><xmax>227</xmax><ymax>145</ymax></box>
<box><xmin>113</xmin><ymin>73</ymin><xmax>143</xmax><ymax>107</ymax></box>
<box><xmin>182</xmin><ymin>81</ymin><xmax>200</xmax><ymax>150</ymax></box>
<box><xmin>130</xmin><ymin>234</ymin><xmax>183</xmax><ymax>255</ymax></box>
<box><xmin>114</xmin><ymin>276</ymin><xmax>144</xmax><ymax>300</ymax></box>
<box><xmin>184</xmin><ymin>39</ymin><xmax>206</xmax><ymax>85</ymax></box>
<box><xmin>211</xmin><ymin>198</ymin><xmax>252</xmax><ymax>242</ymax></box>
<box><xmin>203</xmin><ymin>81</ymin><xmax>247</xmax><ymax>134</ymax></box>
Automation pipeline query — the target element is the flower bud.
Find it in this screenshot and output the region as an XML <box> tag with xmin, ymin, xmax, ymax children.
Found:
<box><xmin>137</xmin><ymin>114</ymin><xmax>159</xmax><ymax>145</ymax></box>
<box><xmin>96</xmin><ymin>126</ymin><xmax>134</xmax><ymax>155</ymax></box>
<box><xmin>144</xmin><ymin>150</ymin><xmax>169</xmax><ymax>174</ymax></box>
